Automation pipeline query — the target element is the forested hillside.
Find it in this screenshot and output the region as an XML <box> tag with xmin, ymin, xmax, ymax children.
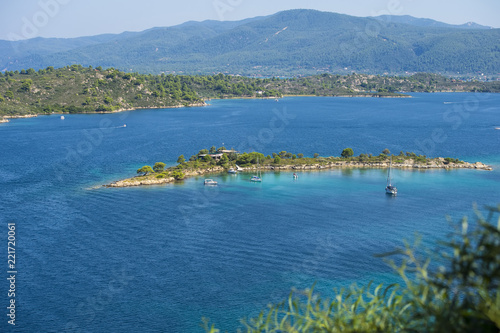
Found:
<box><xmin>1</xmin><ymin>65</ymin><xmax>499</xmax><ymax>117</ymax></box>
<box><xmin>2</xmin><ymin>10</ymin><xmax>499</xmax><ymax>76</ymax></box>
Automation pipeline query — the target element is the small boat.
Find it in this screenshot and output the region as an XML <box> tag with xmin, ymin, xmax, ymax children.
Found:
<box><xmin>60</xmin><ymin>115</ymin><xmax>65</xmax><ymax>120</ymax></box>
<box><xmin>495</xmin><ymin>127</ymin><xmax>500</xmax><ymax>130</ymax></box>
<box><xmin>250</xmin><ymin>157</ymin><xmax>262</xmax><ymax>182</ymax></box>
<box><xmin>385</xmin><ymin>156</ymin><xmax>397</xmax><ymax>195</ymax></box>
<box><xmin>293</xmin><ymin>173</ymin><xmax>298</xmax><ymax>179</ymax></box>
<box><xmin>123</xmin><ymin>124</ymin><xmax>127</xmax><ymax>128</ymax></box>
<box><xmin>204</xmin><ymin>179</ymin><xmax>218</xmax><ymax>186</ymax></box>
<box><xmin>250</xmin><ymin>176</ymin><xmax>262</xmax><ymax>182</ymax></box>
<box><xmin>228</xmin><ymin>168</ymin><xmax>237</xmax><ymax>174</ymax></box>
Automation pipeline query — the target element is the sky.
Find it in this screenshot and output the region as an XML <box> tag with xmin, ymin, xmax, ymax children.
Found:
<box><xmin>1</xmin><ymin>0</ymin><xmax>499</xmax><ymax>41</ymax></box>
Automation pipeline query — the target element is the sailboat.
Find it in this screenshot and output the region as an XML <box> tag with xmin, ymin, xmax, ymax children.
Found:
<box><xmin>250</xmin><ymin>157</ymin><xmax>262</xmax><ymax>182</ymax></box>
<box><xmin>385</xmin><ymin>156</ymin><xmax>397</xmax><ymax>195</ymax></box>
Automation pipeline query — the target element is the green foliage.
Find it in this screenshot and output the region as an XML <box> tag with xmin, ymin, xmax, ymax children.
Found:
<box><xmin>4</xmin><ymin>10</ymin><xmax>500</xmax><ymax>76</ymax></box>
<box><xmin>103</xmin><ymin>96</ymin><xmax>114</xmax><ymax>105</ymax></box>
<box><xmin>207</xmin><ymin>205</ymin><xmax>500</xmax><ymax>332</ymax></box>
<box><xmin>136</xmin><ymin>165</ymin><xmax>153</xmax><ymax>175</ymax></box>
<box><xmin>297</xmin><ymin>153</ymin><xmax>304</xmax><ymax>159</ymax></box>
<box><xmin>382</xmin><ymin>148</ymin><xmax>391</xmax><ymax>155</ymax></box>
<box><xmin>153</xmin><ymin>162</ymin><xmax>166</xmax><ymax>173</ymax></box>
<box><xmin>444</xmin><ymin>157</ymin><xmax>461</xmax><ymax>164</ymax></box>
<box><xmin>313</xmin><ymin>153</ymin><xmax>320</xmax><ymax>159</ymax></box>
<box><xmin>1</xmin><ymin>65</ymin><xmax>499</xmax><ymax>117</ymax></box>
<box><xmin>341</xmin><ymin>148</ymin><xmax>354</xmax><ymax>158</ymax></box>
<box><xmin>273</xmin><ymin>156</ymin><xmax>281</xmax><ymax>164</ymax></box>
<box><xmin>4</xmin><ymin>91</ymin><xmax>14</xmax><ymax>99</ymax></box>
<box><xmin>18</xmin><ymin>79</ymin><xmax>33</xmax><ymax>92</ymax></box>
<box><xmin>236</xmin><ymin>152</ymin><xmax>265</xmax><ymax>166</ymax></box>
<box><xmin>171</xmin><ymin>170</ymin><xmax>185</xmax><ymax>180</ymax></box>
<box><xmin>217</xmin><ymin>153</ymin><xmax>229</xmax><ymax>166</ymax></box>
<box><xmin>177</xmin><ymin>155</ymin><xmax>185</xmax><ymax>164</ymax></box>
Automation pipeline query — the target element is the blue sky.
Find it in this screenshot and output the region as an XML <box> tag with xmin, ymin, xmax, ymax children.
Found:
<box><xmin>2</xmin><ymin>0</ymin><xmax>499</xmax><ymax>40</ymax></box>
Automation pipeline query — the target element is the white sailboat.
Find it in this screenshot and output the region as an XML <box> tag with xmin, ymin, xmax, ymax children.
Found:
<box><xmin>250</xmin><ymin>157</ymin><xmax>262</xmax><ymax>182</ymax></box>
<box><xmin>385</xmin><ymin>156</ymin><xmax>397</xmax><ymax>195</ymax></box>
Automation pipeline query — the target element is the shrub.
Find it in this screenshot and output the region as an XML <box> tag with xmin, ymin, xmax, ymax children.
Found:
<box><xmin>171</xmin><ymin>171</ymin><xmax>185</xmax><ymax>180</ymax></box>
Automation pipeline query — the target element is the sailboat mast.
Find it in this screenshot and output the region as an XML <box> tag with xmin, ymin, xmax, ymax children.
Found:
<box><xmin>387</xmin><ymin>156</ymin><xmax>392</xmax><ymax>186</ymax></box>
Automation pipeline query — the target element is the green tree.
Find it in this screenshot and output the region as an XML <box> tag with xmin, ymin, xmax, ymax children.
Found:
<box><xmin>18</xmin><ymin>79</ymin><xmax>33</xmax><ymax>92</ymax></box>
<box><xmin>153</xmin><ymin>162</ymin><xmax>166</xmax><ymax>173</ymax></box>
<box><xmin>218</xmin><ymin>153</ymin><xmax>229</xmax><ymax>166</ymax></box>
<box><xmin>297</xmin><ymin>153</ymin><xmax>304</xmax><ymax>158</ymax></box>
<box><xmin>137</xmin><ymin>165</ymin><xmax>153</xmax><ymax>176</ymax></box>
<box><xmin>341</xmin><ymin>148</ymin><xmax>354</xmax><ymax>158</ymax></box>
<box><xmin>4</xmin><ymin>91</ymin><xmax>14</xmax><ymax>99</ymax></box>
<box><xmin>209</xmin><ymin>146</ymin><xmax>217</xmax><ymax>154</ymax></box>
<box><xmin>171</xmin><ymin>170</ymin><xmax>185</xmax><ymax>180</ymax></box>
<box><xmin>313</xmin><ymin>153</ymin><xmax>320</xmax><ymax>158</ymax></box>
<box><xmin>273</xmin><ymin>156</ymin><xmax>281</xmax><ymax>164</ymax></box>
<box><xmin>177</xmin><ymin>155</ymin><xmax>185</xmax><ymax>164</ymax></box>
<box><xmin>382</xmin><ymin>148</ymin><xmax>391</xmax><ymax>155</ymax></box>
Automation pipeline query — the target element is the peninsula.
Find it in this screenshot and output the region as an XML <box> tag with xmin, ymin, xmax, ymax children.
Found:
<box><xmin>2</xmin><ymin>66</ymin><xmax>499</xmax><ymax>118</ymax></box>
<box><xmin>105</xmin><ymin>147</ymin><xmax>492</xmax><ymax>188</ymax></box>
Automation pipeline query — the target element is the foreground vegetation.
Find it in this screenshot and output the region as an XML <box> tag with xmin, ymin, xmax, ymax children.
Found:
<box><xmin>204</xmin><ymin>204</ymin><xmax>500</xmax><ymax>332</ymax></box>
<box><xmin>1</xmin><ymin>65</ymin><xmax>499</xmax><ymax>117</ymax></box>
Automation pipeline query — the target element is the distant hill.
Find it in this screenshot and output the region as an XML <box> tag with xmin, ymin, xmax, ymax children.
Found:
<box><xmin>372</xmin><ymin>15</ymin><xmax>493</xmax><ymax>29</ymax></box>
<box><xmin>1</xmin><ymin>9</ymin><xmax>499</xmax><ymax>76</ymax></box>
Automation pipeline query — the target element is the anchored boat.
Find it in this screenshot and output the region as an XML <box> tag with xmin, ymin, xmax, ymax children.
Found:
<box><xmin>385</xmin><ymin>157</ymin><xmax>398</xmax><ymax>195</ymax></box>
<box><xmin>204</xmin><ymin>179</ymin><xmax>218</xmax><ymax>186</ymax></box>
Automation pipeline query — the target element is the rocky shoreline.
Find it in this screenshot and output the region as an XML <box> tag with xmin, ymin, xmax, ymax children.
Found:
<box><xmin>105</xmin><ymin>159</ymin><xmax>492</xmax><ymax>188</ymax></box>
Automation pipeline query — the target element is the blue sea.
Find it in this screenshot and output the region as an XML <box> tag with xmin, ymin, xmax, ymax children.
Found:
<box><xmin>1</xmin><ymin>93</ymin><xmax>499</xmax><ymax>332</ymax></box>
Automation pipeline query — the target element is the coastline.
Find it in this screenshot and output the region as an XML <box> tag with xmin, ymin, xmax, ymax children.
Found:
<box><xmin>105</xmin><ymin>159</ymin><xmax>492</xmax><ymax>188</ymax></box>
<box><xmin>0</xmin><ymin>102</ymin><xmax>208</xmax><ymax>119</ymax></box>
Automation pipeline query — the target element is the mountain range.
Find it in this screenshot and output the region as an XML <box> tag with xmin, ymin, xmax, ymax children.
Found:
<box><xmin>1</xmin><ymin>10</ymin><xmax>499</xmax><ymax>76</ymax></box>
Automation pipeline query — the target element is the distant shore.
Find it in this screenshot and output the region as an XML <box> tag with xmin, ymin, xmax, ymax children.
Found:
<box><xmin>1</xmin><ymin>94</ymin><xmax>412</xmax><ymax>120</ymax></box>
<box><xmin>0</xmin><ymin>102</ymin><xmax>208</xmax><ymax>120</ymax></box>
<box><xmin>105</xmin><ymin>158</ymin><xmax>492</xmax><ymax>188</ymax></box>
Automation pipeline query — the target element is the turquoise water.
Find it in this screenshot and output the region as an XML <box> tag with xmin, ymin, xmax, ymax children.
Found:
<box><xmin>0</xmin><ymin>94</ymin><xmax>499</xmax><ymax>332</ymax></box>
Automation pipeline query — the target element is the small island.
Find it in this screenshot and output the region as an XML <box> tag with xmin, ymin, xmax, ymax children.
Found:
<box><xmin>105</xmin><ymin>147</ymin><xmax>493</xmax><ymax>187</ymax></box>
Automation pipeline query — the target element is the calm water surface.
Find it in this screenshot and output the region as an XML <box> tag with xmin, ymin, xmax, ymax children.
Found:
<box><xmin>0</xmin><ymin>93</ymin><xmax>499</xmax><ymax>332</ymax></box>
